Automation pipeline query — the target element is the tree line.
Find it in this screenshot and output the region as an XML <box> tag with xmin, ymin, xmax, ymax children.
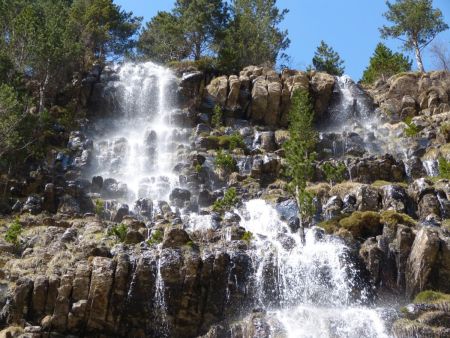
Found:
<box><xmin>0</xmin><ymin>0</ymin><xmax>448</xmax><ymax>171</ymax></box>
<box><xmin>138</xmin><ymin>0</ymin><xmax>448</xmax><ymax>79</ymax></box>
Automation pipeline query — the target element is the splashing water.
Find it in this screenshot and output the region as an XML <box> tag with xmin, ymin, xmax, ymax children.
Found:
<box><xmin>238</xmin><ymin>199</ymin><xmax>390</xmax><ymax>338</ymax></box>
<box><xmin>92</xmin><ymin>62</ymin><xmax>182</xmax><ymax>202</ymax></box>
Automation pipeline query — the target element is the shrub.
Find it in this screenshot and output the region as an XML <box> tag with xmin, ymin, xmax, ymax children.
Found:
<box><xmin>438</xmin><ymin>156</ymin><xmax>450</xmax><ymax>179</ymax></box>
<box><xmin>228</xmin><ymin>132</ymin><xmax>245</xmax><ymax>150</ymax></box>
<box><xmin>321</xmin><ymin>162</ymin><xmax>347</xmax><ymax>185</ymax></box>
<box><xmin>147</xmin><ymin>229</ymin><xmax>164</xmax><ymax>246</ymax></box>
<box><xmin>241</xmin><ymin>231</ymin><xmax>253</xmax><ymax>243</ymax></box>
<box><xmin>4</xmin><ymin>218</ymin><xmax>22</xmax><ymax>245</ymax></box>
<box><xmin>214</xmin><ymin>149</ymin><xmax>236</xmax><ymax>172</ymax></box>
<box><xmin>212</xmin><ymin>187</ymin><xmax>238</xmax><ymax>212</ymax></box>
<box><xmin>212</xmin><ymin>104</ymin><xmax>223</xmax><ymax>128</ymax></box>
<box><xmin>108</xmin><ymin>223</ymin><xmax>127</xmax><ymax>242</ymax></box>
<box><xmin>194</xmin><ymin>164</ymin><xmax>203</xmax><ymax>173</ymax></box>
<box><xmin>94</xmin><ymin>199</ymin><xmax>105</xmax><ymax>216</ymax></box>
<box><xmin>404</xmin><ymin>116</ymin><xmax>421</xmax><ymax>137</ymax></box>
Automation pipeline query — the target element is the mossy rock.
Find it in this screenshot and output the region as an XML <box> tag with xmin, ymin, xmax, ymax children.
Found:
<box><xmin>414</xmin><ymin>290</ymin><xmax>450</xmax><ymax>304</ymax></box>
<box><xmin>318</xmin><ymin>214</ymin><xmax>348</xmax><ymax>234</ymax></box>
<box><xmin>371</xmin><ymin>180</ymin><xmax>408</xmax><ymax>189</ymax></box>
<box><xmin>338</xmin><ymin>211</ymin><xmax>382</xmax><ymax>239</ymax></box>
<box><xmin>380</xmin><ymin>210</ymin><xmax>417</xmax><ymax>228</ymax></box>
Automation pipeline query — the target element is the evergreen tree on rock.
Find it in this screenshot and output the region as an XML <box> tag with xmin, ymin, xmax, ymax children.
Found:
<box><xmin>312</xmin><ymin>40</ymin><xmax>345</xmax><ymax>76</ymax></box>
<box><xmin>362</xmin><ymin>43</ymin><xmax>412</xmax><ymax>84</ymax></box>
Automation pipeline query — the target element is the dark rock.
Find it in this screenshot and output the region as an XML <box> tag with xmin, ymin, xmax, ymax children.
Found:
<box><xmin>162</xmin><ymin>228</ymin><xmax>191</xmax><ymax>249</ymax></box>
<box><xmin>22</xmin><ymin>196</ymin><xmax>42</xmax><ymax>215</ymax></box>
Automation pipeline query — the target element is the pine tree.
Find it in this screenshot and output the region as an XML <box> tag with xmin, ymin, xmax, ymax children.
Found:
<box><xmin>380</xmin><ymin>0</ymin><xmax>448</xmax><ymax>73</ymax></box>
<box><xmin>361</xmin><ymin>43</ymin><xmax>412</xmax><ymax>84</ymax></box>
<box><xmin>283</xmin><ymin>89</ymin><xmax>317</xmax><ymax>243</ymax></box>
<box><xmin>217</xmin><ymin>0</ymin><xmax>290</xmax><ymax>73</ymax></box>
<box><xmin>312</xmin><ymin>41</ymin><xmax>345</xmax><ymax>76</ymax></box>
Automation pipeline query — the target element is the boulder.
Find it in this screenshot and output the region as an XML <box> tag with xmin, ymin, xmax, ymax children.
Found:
<box><xmin>162</xmin><ymin>228</ymin><xmax>191</xmax><ymax>249</ymax></box>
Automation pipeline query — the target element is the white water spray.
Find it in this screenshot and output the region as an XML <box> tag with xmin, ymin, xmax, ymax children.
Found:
<box><xmin>238</xmin><ymin>199</ymin><xmax>390</xmax><ymax>338</ymax></box>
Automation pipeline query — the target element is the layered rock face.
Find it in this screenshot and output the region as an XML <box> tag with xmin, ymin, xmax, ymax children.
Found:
<box><xmin>201</xmin><ymin>66</ymin><xmax>336</xmax><ymax>127</ymax></box>
<box><xmin>1</xmin><ymin>65</ymin><xmax>450</xmax><ymax>338</ymax></box>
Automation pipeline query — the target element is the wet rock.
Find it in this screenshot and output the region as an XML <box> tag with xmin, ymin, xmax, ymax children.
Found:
<box><xmin>43</xmin><ymin>183</ymin><xmax>56</xmax><ymax>213</ymax></box>
<box><xmin>198</xmin><ymin>188</ymin><xmax>214</xmax><ymax>207</ymax></box>
<box><xmin>169</xmin><ymin>188</ymin><xmax>191</xmax><ymax>208</ymax></box>
<box><xmin>356</xmin><ymin>185</ymin><xmax>380</xmax><ymax>211</ymax></box>
<box><xmin>162</xmin><ymin>228</ymin><xmax>191</xmax><ymax>249</ymax></box>
<box><xmin>323</xmin><ymin>196</ymin><xmax>343</xmax><ymax>219</ymax></box>
<box><xmin>112</xmin><ymin>204</ymin><xmax>129</xmax><ymax>223</ymax></box>
<box><xmin>260</xmin><ymin>131</ymin><xmax>276</xmax><ymax>152</ymax></box>
<box><xmin>382</xmin><ymin>185</ymin><xmax>408</xmax><ymax>213</ymax></box>
<box><xmin>22</xmin><ymin>195</ymin><xmax>42</xmax><ymax>215</ymax></box>
<box><xmin>58</xmin><ymin>194</ymin><xmax>81</xmax><ymax>214</ymax></box>
<box><xmin>125</xmin><ymin>230</ymin><xmax>145</xmax><ymax>244</ymax></box>
<box><xmin>134</xmin><ymin>198</ymin><xmax>153</xmax><ymax>218</ymax></box>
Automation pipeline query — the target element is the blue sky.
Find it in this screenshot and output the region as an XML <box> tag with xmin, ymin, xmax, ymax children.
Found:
<box><xmin>114</xmin><ymin>0</ymin><xmax>450</xmax><ymax>80</ymax></box>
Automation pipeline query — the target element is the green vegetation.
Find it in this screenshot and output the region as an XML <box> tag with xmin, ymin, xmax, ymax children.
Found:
<box><xmin>321</xmin><ymin>162</ymin><xmax>347</xmax><ymax>185</ymax></box>
<box><xmin>361</xmin><ymin>43</ymin><xmax>412</xmax><ymax>84</ymax></box>
<box><xmin>139</xmin><ymin>0</ymin><xmax>289</xmax><ymax>73</ymax></box>
<box><xmin>438</xmin><ymin>156</ymin><xmax>450</xmax><ymax>179</ymax></box>
<box><xmin>414</xmin><ymin>290</ymin><xmax>450</xmax><ymax>304</ymax></box>
<box><xmin>215</xmin><ymin>149</ymin><xmax>237</xmax><ymax>172</ymax></box>
<box><xmin>380</xmin><ymin>210</ymin><xmax>417</xmax><ymax>228</ymax></box>
<box><xmin>194</xmin><ymin>164</ymin><xmax>203</xmax><ymax>173</ymax></box>
<box><xmin>0</xmin><ymin>0</ymin><xmax>141</xmax><ymax>169</ymax></box>
<box><xmin>4</xmin><ymin>218</ymin><xmax>22</xmax><ymax>246</ymax></box>
<box><xmin>217</xmin><ymin>0</ymin><xmax>290</xmax><ymax>73</ymax></box>
<box><xmin>212</xmin><ymin>104</ymin><xmax>224</xmax><ymax>128</ymax></box>
<box><xmin>147</xmin><ymin>229</ymin><xmax>164</xmax><ymax>246</ymax></box>
<box><xmin>206</xmin><ymin>133</ymin><xmax>246</xmax><ymax>151</ymax></box>
<box><xmin>228</xmin><ymin>133</ymin><xmax>245</xmax><ymax>150</ymax></box>
<box><xmin>404</xmin><ymin>116</ymin><xmax>421</xmax><ymax>137</ymax></box>
<box><xmin>311</xmin><ymin>40</ymin><xmax>345</xmax><ymax>76</ymax></box>
<box><xmin>241</xmin><ymin>231</ymin><xmax>253</xmax><ymax>243</ymax></box>
<box><xmin>381</xmin><ymin>0</ymin><xmax>448</xmax><ymax>72</ymax></box>
<box><xmin>108</xmin><ymin>223</ymin><xmax>128</xmax><ymax>242</ymax></box>
<box><xmin>283</xmin><ymin>89</ymin><xmax>317</xmax><ymax>225</ymax></box>
<box><xmin>94</xmin><ymin>199</ymin><xmax>105</xmax><ymax>216</ymax></box>
<box><xmin>339</xmin><ymin>211</ymin><xmax>382</xmax><ymax>239</ymax></box>
<box><xmin>212</xmin><ymin>187</ymin><xmax>238</xmax><ymax>212</ymax></box>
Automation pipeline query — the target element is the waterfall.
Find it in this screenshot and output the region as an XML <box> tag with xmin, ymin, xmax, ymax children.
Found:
<box><xmin>326</xmin><ymin>75</ymin><xmax>373</xmax><ymax>128</ymax></box>
<box><xmin>238</xmin><ymin>199</ymin><xmax>390</xmax><ymax>338</ymax></box>
<box><xmin>92</xmin><ymin>62</ymin><xmax>181</xmax><ymax>203</ymax></box>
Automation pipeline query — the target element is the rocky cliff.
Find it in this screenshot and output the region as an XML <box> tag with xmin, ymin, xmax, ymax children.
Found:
<box><xmin>0</xmin><ymin>64</ymin><xmax>450</xmax><ymax>338</ymax></box>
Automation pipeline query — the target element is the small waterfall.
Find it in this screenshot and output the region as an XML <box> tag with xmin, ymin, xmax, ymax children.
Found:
<box><xmin>423</xmin><ymin>159</ymin><xmax>439</xmax><ymax>177</ymax></box>
<box><xmin>238</xmin><ymin>199</ymin><xmax>390</xmax><ymax>338</ymax></box>
<box><xmin>92</xmin><ymin>62</ymin><xmax>181</xmax><ymax>203</ymax></box>
<box><xmin>326</xmin><ymin>75</ymin><xmax>373</xmax><ymax>128</ymax></box>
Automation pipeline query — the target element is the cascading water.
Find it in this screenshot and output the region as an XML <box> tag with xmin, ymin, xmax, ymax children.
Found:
<box><xmin>91</xmin><ymin>63</ymin><xmax>395</xmax><ymax>337</ymax></box>
<box><xmin>327</xmin><ymin>75</ymin><xmax>373</xmax><ymax>127</ymax></box>
<box><xmin>238</xmin><ymin>199</ymin><xmax>390</xmax><ymax>338</ymax></box>
<box><xmin>92</xmin><ymin>62</ymin><xmax>182</xmax><ymax>203</ymax></box>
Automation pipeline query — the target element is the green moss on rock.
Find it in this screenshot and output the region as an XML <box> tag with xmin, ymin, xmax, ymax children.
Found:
<box><xmin>338</xmin><ymin>211</ymin><xmax>382</xmax><ymax>239</ymax></box>
<box><xmin>414</xmin><ymin>290</ymin><xmax>450</xmax><ymax>304</ymax></box>
<box><xmin>380</xmin><ymin>210</ymin><xmax>417</xmax><ymax>228</ymax></box>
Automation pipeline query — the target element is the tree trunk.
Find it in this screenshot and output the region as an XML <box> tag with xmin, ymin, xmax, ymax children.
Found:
<box><xmin>296</xmin><ymin>186</ymin><xmax>306</xmax><ymax>245</ymax></box>
<box><xmin>414</xmin><ymin>42</ymin><xmax>425</xmax><ymax>73</ymax></box>
<box><xmin>39</xmin><ymin>60</ymin><xmax>50</xmax><ymax>113</ymax></box>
